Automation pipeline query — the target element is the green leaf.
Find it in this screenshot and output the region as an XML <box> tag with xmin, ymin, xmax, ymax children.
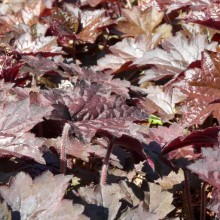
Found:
<box><xmin>148</xmin><ymin>115</ymin><xmax>163</xmax><ymax>125</ymax></box>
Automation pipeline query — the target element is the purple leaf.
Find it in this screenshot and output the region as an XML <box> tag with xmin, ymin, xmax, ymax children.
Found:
<box><xmin>0</xmin><ymin>171</ymin><xmax>86</xmax><ymax>219</ymax></box>
<box><xmin>187</xmin><ymin>146</ymin><xmax>220</xmax><ymax>188</ymax></box>
<box><xmin>136</xmin><ymin>33</ymin><xmax>217</xmax><ymax>82</ymax></box>
<box><xmin>149</xmin><ymin>123</ymin><xmax>184</xmax><ymax>146</ymax></box>
<box><xmin>22</xmin><ymin>55</ymin><xmax>59</xmax><ymax>76</ymax></box>
<box><xmin>0</xmin><ymin>133</ymin><xmax>45</xmax><ymax>164</ymax></box>
<box><xmin>0</xmin><ymin>97</ymin><xmax>52</xmax><ymax>134</ymax></box>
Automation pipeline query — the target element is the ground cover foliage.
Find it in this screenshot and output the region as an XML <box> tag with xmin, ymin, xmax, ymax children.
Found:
<box><xmin>0</xmin><ymin>0</ymin><xmax>219</xmax><ymax>219</ymax></box>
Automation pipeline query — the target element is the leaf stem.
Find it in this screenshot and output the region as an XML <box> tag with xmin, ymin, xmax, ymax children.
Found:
<box><xmin>200</xmin><ymin>182</ymin><xmax>207</xmax><ymax>220</ymax></box>
<box><xmin>100</xmin><ymin>137</ymin><xmax>115</xmax><ymax>185</ymax></box>
<box><xmin>183</xmin><ymin>169</ymin><xmax>194</xmax><ymax>220</ymax></box>
<box><xmin>60</xmin><ymin>123</ymin><xmax>70</xmax><ymax>174</ymax></box>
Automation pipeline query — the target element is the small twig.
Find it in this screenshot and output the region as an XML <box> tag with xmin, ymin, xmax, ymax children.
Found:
<box><xmin>200</xmin><ymin>182</ymin><xmax>207</xmax><ymax>220</ymax></box>
<box><xmin>183</xmin><ymin>169</ymin><xmax>194</xmax><ymax>220</ymax></box>
<box><xmin>60</xmin><ymin>123</ymin><xmax>71</xmax><ymax>174</ymax></box>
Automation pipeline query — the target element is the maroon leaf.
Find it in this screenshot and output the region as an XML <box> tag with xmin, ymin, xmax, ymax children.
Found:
<box><xmin>0</xmin><ymin>55</ymin><xmax>31</xmax><ymax>86</ymax></box>
<box><xmin>138</xmin><ymin>0</ymin><xmax>218</xmax><ymax>14</ymax></box>
<box><xmin>46</xmin><ymin>80</ymin><xmax>147</xmax><ymax>143</ymax></box>
<box><xmin>179</xmin><ymin>52</ymin><xmax>220</xmax><ymax>125</ymax></box>
<box><xmin>46</xmin><ymin>7</ymin><xmax>79</xmax><ymax>35</ymax></box>
<box><xmin>72</xmin><ymin>118</ymin><xmax>144</xmax><ymax>143</ymax></box>
<box><xmin>162</xmin><ymin>126</ymin><xmax>220</xmax><ymax>155</ymax></box>
<box><xmin>113</xmin><ymin>135</ymin><xmax>155</xmax><ymax>170</ymax></box>
<box><xmin>182</xmin><ymin>3</ymin><xmax>220</xmax><ymax>31</ymax></box>
<box><xmin>0</xmin><ymin>171</ymin><xmax>86</xmax><ymax>219</ymax></box>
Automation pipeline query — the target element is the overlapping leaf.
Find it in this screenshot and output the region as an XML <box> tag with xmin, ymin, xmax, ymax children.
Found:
<box><xmin>0</xmin><ymin>171</ymin><xmax>86</xmax><ymax>219</ymax></box>
<box><xmin>0</xmin><ymin>0</ymin><xmax>219</xmax><ymax>218</ymax></box>
<box><xmin>0</xmin><ymin>55</ymin><xmax>30</xmax><ymax>86</ymax></box>
<box><xmin>41</xmin><ymin>80</ymin><xmax>147</xmax><ymax>142</ymax></box>
<box><xmin>162</xmin><ymin>126</ymin><xmax>220</xmax><ymax>155</ymax></box>
<box><xmin>182</xmin><ymin>3</ymin><xmax>220</xmax><ymax>31</ymax></box>
<box><xmin>115</xmin><ymin>6</ymin><xmax>171</xmax><ymax>38</ymax></box>
<box><xmin>0</xmin><ymin>133</ymin><xmax>45</xmax><ymax>164</ymax></box>
<box><xmin>59</xmin><ymin>63</ymin><xmax>131</xmax><ymax>98</ymax></box>
<box><xmin>14</xmin><ymin>30</ymin><xmax>63</xmax><ymax>55</ymax></box>
<box><xmin>178</xmin><ymin>52</ymin><xmax>220</xmax><ymax>125</ymax></box>
<box><xmin>94</xmin><ymin>34</ymin><xmax>161</xmax><ymax>74</ymax></box>
<box><xmin>138</xmin><ymin>0</ymin><xmax>218</xmax><ymax>14</ymax></box>
<box><xmin>0</xmin><ymin>97</ymin><xmax>52</xmax><ymax>134</ymax></box>
<box><xmin>0</xmin><ymin>0</ymin><xmax>50</xmax><ymax>34</ymax></box>
<box><xmin>77</xmin><ymin>9</ymin><xmax>113</xmax><ymax>43</ymax></box>
<box><xmin>136</xmin><ymin>33</ymin><xmax>217</xmax><ymax>82</ymax></box>
<box><xmin>188</xmin><ymin>146</ymin><xmax>220</xmax><ymax>187</ymax></box>
<box><xmin>149</xmin><ymin>123</ymin><xmax>184</xmax><ymax>146</ymax></box>
<box><xmin>139</xmin><ymin>85</ymin><xmax>187</xmax><ymax>120</ymax></box>
<box><xmin>22</xmin><ymin>55</ymin><xmax>59</xmax><ymax>76</ymax></box>
<box><xmin>80</xmin><ymin>182</ymin><xmax>174</xmax><ymax>220</ymax></box>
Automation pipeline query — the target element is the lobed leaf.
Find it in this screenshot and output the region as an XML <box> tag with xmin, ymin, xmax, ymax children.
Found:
<box><xmin>0</xmin><ymin>171</ymin><xmax>86</xmax><ymax>220</ymax></box>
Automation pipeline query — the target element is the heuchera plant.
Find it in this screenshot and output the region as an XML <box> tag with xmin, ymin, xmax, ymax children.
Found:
<box><xmin>0</xmin><ymin>0</ymin><xmax>220</xmax><ymax>219</ymax></box>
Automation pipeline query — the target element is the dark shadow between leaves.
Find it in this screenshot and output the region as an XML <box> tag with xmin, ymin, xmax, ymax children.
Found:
<box><xmin>83</xmin><ymin>204</ymin><xmax>109</xmax><ymax>220</ymax></box>
<box><xmin>12</xmin><ymin>211</ymin><xmax>20</xmax><ymax>220</ymax></box>
<box><xmin>31</xmin><ymin>119</ymin><xmax>65</xmax><ymax>138</ymax></box>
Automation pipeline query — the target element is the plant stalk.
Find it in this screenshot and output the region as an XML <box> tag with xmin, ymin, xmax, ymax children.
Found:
<box><xmin>200</xmin><ymin>182</ymin><xmax>207</xmax><ymax>220</ymax></box>
<box><xmin>100</xmin><ymin>137</ymin><xmax>115</xmax><ymax>185</ymax></box>
<box><xmin>60</xmin><ymin>123</ymin><xmax>70</xmax><ymax>174</ymax></box>
<box><xmin>184</xmin><ymin>169</ymin><xmax>194</xmax><ymax>220</ymax></box>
